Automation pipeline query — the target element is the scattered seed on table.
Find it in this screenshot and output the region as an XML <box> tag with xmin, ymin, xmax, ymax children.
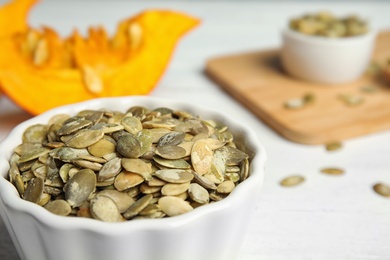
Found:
<box><xmin>320</xmin><ymin>167</ymin><xmax>345</xmax><ymax>175</ymax></box>
<box><xmin>373</xmin><ymin>183</ymin><xmax>390</xmax><ymax>197</ymax></box>
<box><xmin>280</xmin><ymin>175</ymin><xmax>305</xmax><ymax>187</ymax></box>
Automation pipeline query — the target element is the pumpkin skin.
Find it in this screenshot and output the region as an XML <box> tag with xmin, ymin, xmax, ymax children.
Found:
<box><xmin>0</xmin><ymin>0</ymin><xmax>200</xmax><ymax>115</ymax></box>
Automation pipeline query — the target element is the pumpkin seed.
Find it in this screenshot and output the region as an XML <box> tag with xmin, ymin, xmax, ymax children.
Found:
<box><xmin>153</xmin><ymin>169</ymin><xmax>194</xmax><ymax>184</ymax></box>
<box><xmin>22</xmin><ymin>124</ymin><xmax>48</xmax><ymax>143</ymax></box>
<box><xmin>188</xmin><ymin>183</ymin><xmax>209</xmax><ymax>204</ymax></box>
<box><xmin>373</xmin><ymin>183</ymin><xmax>390</xmax><ymax>197</ymax></box>
<box><xmin>138</xmin><ymin>204</ymin><xmax>161</xmax><ymax>216</ymax></box>
<box><xmin>158</xmin><ymin>196</ymin><xmax>193</xmax><ymax>217</ymax></box>
<box><xmin>139</xmin><ymin>183</ymin><xmax>161</xmax><ymax>194</ymax></box>
<box><xmin>191</xmin><ymin>140</ymin><xmax>213</xmax><ymax>175</ymax></box>
<box><xmin>153</xmin><ymin>156</ymin><xmax>191</xmax><ymax>169</ymax></box>
<box><xmin>114</xmin><ymin>171</ymin><xmax>145</xmax><ymax>191</ymax></box>
<box><xmin>161</xmin><ymin>182</ymin><xmax>190</xmax><ymax>196</ymax></box>
<box><xmin>57</xmin><ymin>119</ymin><xmax>92</xmax><ymax>136</ymax></box>
<box><xmin>24</xmin><ymin>177</ymin><xmax>44</xmax><ymax>203</ymax></box>
<box><xmin>44</xmin><ymin>200</ymin><xmax>72</xmax><ymax>216</ymax></box>
<box><xmin>216</xmin><ymin>180</ymin><xmax>235</xmax><ymax>193</ymax></box>
<box><xmin>64</xmin><ymin>169</ymin><xmax>96</xmax><ymax>207</ymax></box>
<box><xmin>37</xmin><ymin>193</ymin><xmax>51</xmax><ymax>206</ymax></box>
<box><xmin>121</xmin><ymin>116</ymin><xmax>142</xmax><ymax>135</ymax></box>
<box><xmin>156</xmin><ymin>145</ymin><xmax>186</xmax><ymax>159</ymax></box>
<box><xmin>116</xmin><ymin>135</ymin><xmax>142</xmax><ymax>158</ymax></box>
<box><xmin>280</xmin><ymin>175</ymin><xmax>305</xmax><ymax>187</ymax></box>
<box><xmin>360</xmin><ymin>85</ymin><xmax>378</xmax><ymax>93</ymax></box>
<box><xmin>18</xmin><ymin>147</ymin><xmax>51</xmax><ymax>163</ymax></box>
<box><xmin>65</xmin><ymin>129</ymin><xmax>104</xmax><ymax>148</ymax></box>
<box><xmin>338</xmin><ymin>94</ymin><xmax>364</xmax><ymax>106</ymax></box>
<box><xmin>157</xmin><ymin>131</ymin><xmax>185</xmax><ymax>146</ymax></box>
<box><xmin>98</xmin><ymin>190</ymin><xmax>135</xmax><ymax>213</ymax></box>
<box><xmin>121</xmin><ymin>158</ymin><xmax>152</xmax><ymax>180</ymax></box>
<box><xmin>290</xmin><ymin>12</ymin><xmax>368</xmax><ymax>37</ymax></box>
<box><xmin>90</xmin><ymin>195</ymin><xmax>123</xmax><ymax>222</ymax></box>
<box><xmin>320</xmin><ymin>167</ymin><xmax>345</xmax><ymax>175</ymax></box>
<box><xmin>98</xmin><ymin>157</ymin><xmax>122</xmax><ymax>182</ymax></box>
<box><xmin>123</xmin><ymin>194</ymin><xmax>153</xmax><ymax>219</ymax></box>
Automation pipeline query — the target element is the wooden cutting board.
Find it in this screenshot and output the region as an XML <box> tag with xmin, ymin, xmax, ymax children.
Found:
<box><xmin>205</xmin><ymin>31</ymin><xmax>390</xmax><ymax>145</ymax></box>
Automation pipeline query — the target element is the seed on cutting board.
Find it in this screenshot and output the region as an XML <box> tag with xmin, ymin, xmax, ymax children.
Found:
<box><xmin>303</xmin><ymin>93</ymin><xmax>316</xmax><ymax>104</ymax></box>
<box><xmin>338</xmin><ymin>94</ymin><xmax>364</xmax><ymax>106</ymax></box>
<box><xmin>373</xmin><ymin>183</ymin><xmax>390</xmax><ymax>197</ymax></box>
<box><xmin>284</xmin><ymin>98</ymin><xmax>305</xmax><ymax>109</ymax></box>
<box><xmin>280</xmin><ymin>175</ymin><xmax>305</xmax><ymax>187</ymax></box>
<box><xmin>325</xmin><ymin>141</ymin><xmax>343</xmax><ymax>151</ymax></box>
<box><xmin>73</xmin><ymin>159</ymin><xmax>102</xmax><ymax>171</ymax></box>
<box><xmin>320</xmin><ymin>167</ymin><xmax>345</xmax><ymax>175</ymax></box>
<box><xmin>360</xmin><ymin>85</ymin><xmax>378</xmax><ymax>93</ymax></box>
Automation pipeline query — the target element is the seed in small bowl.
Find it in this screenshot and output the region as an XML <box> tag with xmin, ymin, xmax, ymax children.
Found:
<box><xmin>282</xmin><ymin>11</ymin><xmax>376</xmax><ymax>84</ymax></box>
<box><xmin>6</xmin><ymin>104</ymin><xmax>254</xmax><ymax>222</ymax></box>
<box><xmin>0</xmin><ymin>96</ymin><xmax>266</xmax><ymax>260</ymax></box>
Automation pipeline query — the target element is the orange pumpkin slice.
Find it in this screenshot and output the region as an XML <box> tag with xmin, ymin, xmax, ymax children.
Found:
<box><xmin>0</xmin><ymin>0</ymin><xmax>200</xmax><ymax>115</ymax></box>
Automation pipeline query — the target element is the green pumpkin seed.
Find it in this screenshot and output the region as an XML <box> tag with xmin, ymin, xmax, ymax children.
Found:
<box><xmin>158</xmin><ymin>196</ymin><xmax>193</xmax><ymax>217</ymax></box>
<box><xmin>153</xmin><ymin>169</ymin><xmax>194</xmax><ymax>184</ymax></box>
<box><xmin>64</xmin><ymin>169</ymin><xmax>96</xmax><ymax>207</ymax></box>
<box><xmin>116</xmin><ymin>135</ymin><xmax>142</xmax><ymax>158</ymax></box>
<box><xmin>44</xmin><ymin>200</ymin><xmax>72</xmax><ymax>216</ymax></box>
<box><xmin>373</xmin><ymin>183</ymin><xmax>390</xmax><ymax>197</ymax></box>
<box><xmin>24</xmin><ymin>177</ymin><xmax>44</xmax><ymax>203</ymax></box>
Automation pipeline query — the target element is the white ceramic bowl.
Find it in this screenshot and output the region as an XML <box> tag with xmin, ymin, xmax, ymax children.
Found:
<box><xmin>281</xmin><ymin>27</ymin><xmax>376</xmax><ymax>84</ymax></box>
<box><xmin>0</xmin><ymin>96</ymin><xmax>266</xmax><ymax>260</ymax></box>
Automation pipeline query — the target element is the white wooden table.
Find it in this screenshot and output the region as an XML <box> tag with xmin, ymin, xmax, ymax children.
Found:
<box><xmin>1</xmin><ymin>1</ymin><xmax>390</xmax><ymax>259</ymax></box>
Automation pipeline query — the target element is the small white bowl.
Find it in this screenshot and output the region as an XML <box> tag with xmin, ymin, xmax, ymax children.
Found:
<box><xmin>281</xmin><ymin>27</ymin><xmax>376</xmax><ymax>84</ymax></box>
<box><xmin>0</xmin><ymin>96</ymin><xmax>266</xmax><ymax>260</ymax></box>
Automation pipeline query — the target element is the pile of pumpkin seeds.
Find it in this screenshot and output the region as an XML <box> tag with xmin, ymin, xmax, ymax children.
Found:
<box><xmin>7</xmin><ymin>106</ymin><xmax>252</xmax><ymax>222</ymax></box>
<box><xmin>289</xmin><ymin>11</ymin><xmax>368</xmax><ymax>38</ymax></box>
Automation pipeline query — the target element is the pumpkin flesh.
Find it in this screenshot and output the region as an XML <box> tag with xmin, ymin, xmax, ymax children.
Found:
<box><xmin>0</xmin><ymin>0</ymin><xmax>200</xmax><ymax>115</ymax></box>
